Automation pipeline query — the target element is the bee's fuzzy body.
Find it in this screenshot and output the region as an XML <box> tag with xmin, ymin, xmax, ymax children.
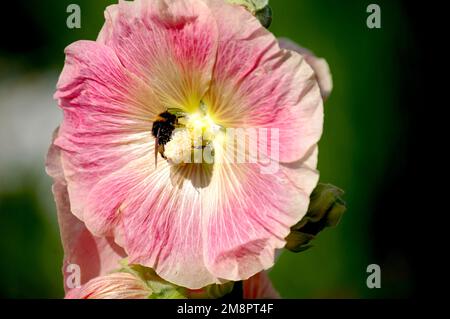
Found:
<box><xmin>151</xmin><ymin>111</ymin><xmax>177</xmax><ymax>145</ymax></box>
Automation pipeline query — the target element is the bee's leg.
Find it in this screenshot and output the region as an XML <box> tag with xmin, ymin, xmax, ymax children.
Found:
<box><xmin>159</xmin><ymin>145</ymin><xmax>167</xmax><ymax>159</ymax></box>
<box><xmin>155</xmin><ymin>127</ymin><xmax>161</xmax><ymax>168</ymax></box>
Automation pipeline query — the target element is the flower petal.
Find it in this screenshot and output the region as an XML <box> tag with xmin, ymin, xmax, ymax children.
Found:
<box><xmin>83</xmin><ymin>141</ymin><xmax>318</xmax><ymax>289</ymax></box>
<box><xmin>97</xmin><ymin>0</ymin><xmax>218</xmax><ymax>112</ymax></box>
<box><xmin>46</xmin><ymin>129</ymin><xmax>126</xmax><ymax>295</ymax></box>
<box><xmin>202</xmin><ymin>143</ymin><xmax>319</xmax><ymax>282</ymax></box>
<box><xmin>204</xmin><ymin>0</ymin><xmax>323</xmax><ymax>163</ymax></box>
<box><xmin>278</xmin><ymin>37</ymin><xmax>333</xmax><ymax>100</ymax></box>
<box><xmin>133</xmin><ymin>163</ymin><xmax>218</xmax><ymax>288</ymax></box>
<box><xmin>65</xmin><ymin>272</ymin><xmax>150</xmax><ymax>299</ymax></box>
<box><xmin>55</xmin><ymin>40</ymin><xmax>157</xmax><ymax>223</ymax></box>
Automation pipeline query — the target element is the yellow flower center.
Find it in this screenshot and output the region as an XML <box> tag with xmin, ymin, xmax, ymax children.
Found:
<box><xmin>164</xmin><ymin>106</ymin><xmax>223</xmax><ymax>165</ymax></box>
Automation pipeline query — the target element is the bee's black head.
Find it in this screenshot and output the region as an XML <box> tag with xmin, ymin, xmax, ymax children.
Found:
<box><xmin>158</xmin><ymin>111</ymin><xmax>177</xmax><ymax>123</ymax></box>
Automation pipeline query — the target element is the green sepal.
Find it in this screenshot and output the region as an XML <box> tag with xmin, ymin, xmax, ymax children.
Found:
<box><xmin>118</xmin><ymin>260</ymin><xmax>188</xmax><ymax>299</ymax></box>
<box><xmin>255</xmin><ymin>5</ymin><xmax>272</xmax><ymax>28</ymax></box>
<box><xmin>285</xmin><ymin>232</ymin><xmax>315</xmax><ymax>253</ymax></box>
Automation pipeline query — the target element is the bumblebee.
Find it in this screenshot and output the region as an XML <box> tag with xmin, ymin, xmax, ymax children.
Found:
<box><xmin>151</xmin><ymin>110</ymin><xmax>184</xmax><ymax>166</ymax></box>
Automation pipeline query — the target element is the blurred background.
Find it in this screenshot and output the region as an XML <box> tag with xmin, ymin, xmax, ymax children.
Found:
<box><xmin>0</xmin><ymin>0</ymin><xmax>420</xmax><ymax>298</ymax></box>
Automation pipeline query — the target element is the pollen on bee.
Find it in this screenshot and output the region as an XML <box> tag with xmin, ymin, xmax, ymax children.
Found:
<box><xmin>154</xmin><ymin>106</ymin><xmax>224</xmax><ymax>166</ymax></box>
<box><xmin>164</xmin><ymin>129</ymin><xmax>193</xmax><ymax>165</ymax></box>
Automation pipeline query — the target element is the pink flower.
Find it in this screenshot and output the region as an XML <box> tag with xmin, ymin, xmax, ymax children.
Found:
<box><xmin>49</xmin><ymin>0</ymin><xmax>324</xmax><ymax>290</ymax></box>
<box><xmin>278</xmin><ymin>38</ymin><xmax>333</xmax><ymax>100</ymax></box>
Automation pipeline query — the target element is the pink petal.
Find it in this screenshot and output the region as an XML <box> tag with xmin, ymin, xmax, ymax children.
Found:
<box><xmin>203</xmin><ymin>146</ymin><xmax>319</xmax><ymax>282</ymax></box>
<box><xmin>204</xmin><ymin>0</ymin><xmax>323</xmax><ymax>163</ymax></box>
<box><xmin>84</xmin><ymin>148</ymin><xmax>318</xmax><ymax>289</ymax></box>
<box><xmin>243</xmin><ymin>272</ymin><xmax>280</xmax><ymax>299</ymax></box>
<box><xmin>80</xmin><ymin>142</ymin><xmax>317</xmax><ymax>289</ymax></box>
<box><xmin>46</xmin><ymin>129</ymin><xmax>126</xmax><ymax>295</ymax></box>
<box><xmin>65</xmin><ymin>272</ymin><xmax>150</xmax><ymax>299</ymax></box>
<box><xmin>55</xmin><ymin>40</ymin><xmax>158</xmax><ymax>224</ymax></box>
<box><xmin>97</xmin><ymin>160</ymin><xmax>220</xmax><ymax>288</ymax></box>
<box><xmin>97</xmin><ymin>0</ymin><xmax>218</xmax><ymax>112</ymax></box>
<box><xmin>278</xmin><ymin>37</ymin><xmax>333</xmax><ymax>100</ymax></box>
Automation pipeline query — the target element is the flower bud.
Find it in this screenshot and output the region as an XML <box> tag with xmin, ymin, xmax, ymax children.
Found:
<box><xmin>66</xmin><ymin>272</ymin><xmax>151</xmax><ymax>299</ymax></box>
<box><xmin>285</xmin><ymin>183</ymin><xmax>346</xmax><ymax>252</ymax></box>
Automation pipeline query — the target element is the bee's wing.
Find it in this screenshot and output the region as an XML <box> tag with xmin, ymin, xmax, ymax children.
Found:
<box><xmin>166</xmin><ymin>107</ymin><xmax>186</xmax><ymax>118</ymax></box>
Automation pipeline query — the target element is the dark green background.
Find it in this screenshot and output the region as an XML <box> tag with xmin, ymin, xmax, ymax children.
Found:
<box><xmin>0</xmin><ymin>0</ymin><xmax>415</xmax><ymax>298</ymax></box>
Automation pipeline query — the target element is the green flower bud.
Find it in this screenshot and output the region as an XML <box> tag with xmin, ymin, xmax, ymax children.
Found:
<box><xmin>285</xmin><ymin>183</ymin><xmax>346</xmax><ymax>253</ymax></box>
<box><xmin>285</xmin><ymin>232</ymin><xmax>315</xmax><ymax>253</ymax></box>
<box><xmin>119</xmin><ymin>260</ymin><xmax>189</xmax><ymax>299</ymax></box>
<box><xmin>255</xmin><ymin>5</ymin><xmax>272</xmax><ymax>28</ymax></box>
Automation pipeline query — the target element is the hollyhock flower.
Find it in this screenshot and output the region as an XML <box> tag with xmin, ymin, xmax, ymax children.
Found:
<box><xmin>49</xmin><ymin>0</ymin><xmax>324</xmax><ymax>290</ymax></box>
<box><xmin>278</xmin><ymin>38</ymin><xmax>333</xmax><ymax>100</ymax></box>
